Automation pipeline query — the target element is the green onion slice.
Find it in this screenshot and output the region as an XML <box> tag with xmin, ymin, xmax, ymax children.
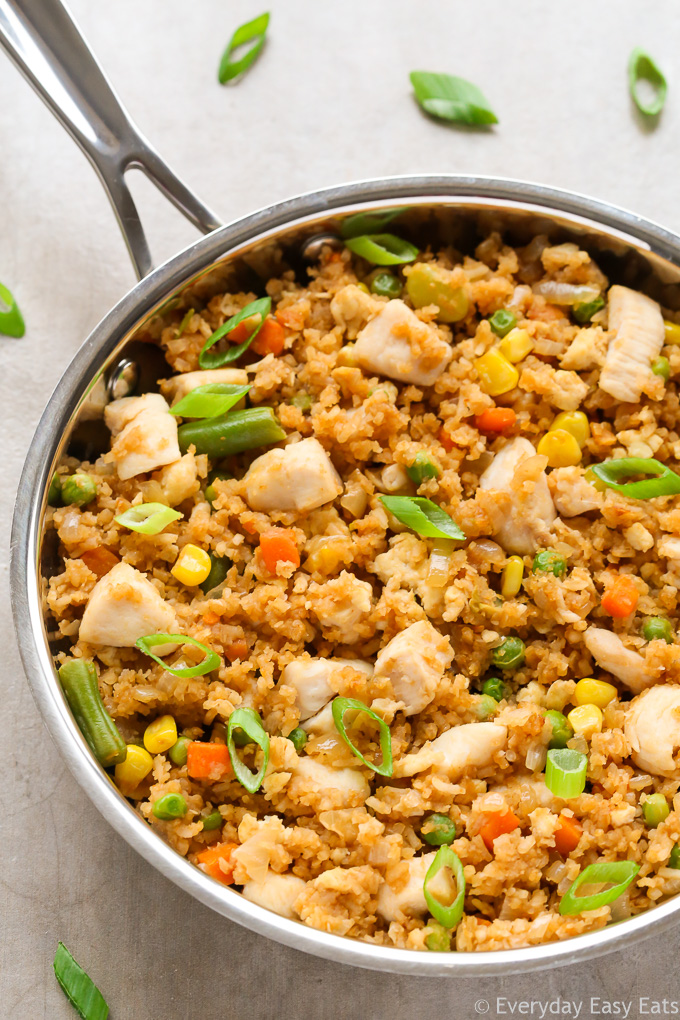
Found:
<box><xmin>331</xmin><ymin>696</ymin><xmax>393</xmax><ymax>776</ymax></box>
<box><xmin>0</xmin><ymin>280</ymin><xmax>25</xmax><ymax>338</ymax></box>
<box><xmin>628</xmin><ymin>48</ymin><xmax>667</xmax><ymax>117</ymax></box>
<box><xmin>559</xmin><ymin>860</ymin><xmax>640</xmax><ymax>916</ymax></box>
<box><xmin>423</xmin><ymin>846</ymin><xmax>466</xmax><ymax>929</ymax></box>
<box><xmin>380</xmin><ymin>495</ymin><xmax>465</xmax><ymax>540</ymax></box>
<box><xmin>340</xmin><ymin>207</ymin><xmax>410</xmax><ymax>239</ymax></box>
<box><xmin>53</xmin><ymin>942</ymin><xmax>109</xmax><ymax>1020</ymax></box>
<box><xmin>344</xmin><ymin>233</ymin><xmax>418</xmax><ymax>266</ymax></box>
<box><xmin>410</xmin><ymin>70</ymin><xmax>498</xmax><ymax>126</ymax></box>
<box><xmin>170</xmin><ymin>383</ymin><xmax>251</xmax><ymax>419</ymax></box>
<box><xmin>545</xmin><ymin>748</ymin><xmax>588</xmax><ymax>798</ymax></box>
<box><xmin>175</xmin><ymin>307</ymin><xmax>195</xmax><ymax>338</ymax></box>
<box><xmin>218</xmin><ymin>11</ymin><xmax>269</xmax><ymax>84</ymax></box>
<box><xmin>114</xmin><ymin>502</ymin><xmax>182</xmax><ymax>535</ymax></box>
<box><xmin>135</xmin><ymin>634</ymin><xmax>221</xmax><ymax>678</ymax></box>
<box><xmin>227</xmin><ymin>707</ymin><xmax>270</xmax><ymax>793</ymax></box>
<box><xmin>199</xmin><ymin>296</ymin><xmax>271</xmax><ymax>369</ymax></box>
<box><xmin>590</xmin><ymin>458</ymin><xmax>680</xmax><ymax>499</ymax></box>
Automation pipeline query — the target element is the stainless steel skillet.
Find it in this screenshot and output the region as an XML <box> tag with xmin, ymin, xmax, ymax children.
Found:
<box><xmin>6</xmin><ymin>0</ymin><xmax>680</xmax><ymax>976</ymax></box>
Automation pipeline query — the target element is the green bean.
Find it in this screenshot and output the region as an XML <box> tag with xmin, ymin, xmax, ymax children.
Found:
<box><xmin>178</xmin><ymin>406</ymin><xmax>286</xmax><ymax>459</ymax></box>
<box><xmin>58</xmin><ymin>660</ymin><xmax>127</xmax><ymax>766</ymax></box>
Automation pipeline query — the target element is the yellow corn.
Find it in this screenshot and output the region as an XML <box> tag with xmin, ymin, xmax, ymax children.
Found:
<box><xmin>567</xmin><ymin>704</ymin><xmax>603</xmax><ymax>739</ymax></box>
<box><xmin>664</xmin><ymin>319</ymin><xmax>680</xmax><ymax>345</ymax></box>
<box><xmin>336</xmin><ymin>343</ymin><xmax>358</xmax><ymax>367</ymax></box>
<box><xmin>537</xmin><ymin>428</ymin><xmax>582</xmax><ymax>467</ymax></box>
<box><xmin>474</xmin><ymin>349</ymin><xmax>519</xmax><ymax>396</ymax></box>
<box><xmin>171</xmin><ymin>544</ymin><xmax>212</xmax><ymax>586</ymax></box>
<box><xmin>144</xmin><ymin>714</ymin><xmax>178</xmax><ymax>754</ymax></box>
<box><xmin>550</xmin><ymin>410</ymin><xmax>591</xmax><ymax>449</ymax></box>
<box><xmin>304</xmin><ymin>536</ymin><xmax>349</xmax><ymax>574</ymax></box>
<box><xmin>356</xmin><ymin>282</ymin><xmax>370</xmax><ymax>294</ymax></box>
<box><xmin>584</xmin><ymin>466</ymin><xmax>607</xmax><ymax>492</ymax></box>
<box><xmin>573</xmin><ymin>678</ymin><xmax>617</xmax><ymax>710</ymax></box>
<box><xmin>115</xmin><ymin>743</ymin><xmax>154</xmax><ymax>793</ymax></box>
<box><xmin>501</xmin><ymin>555</ymin><xmax>524</xmax><ymax>598</ymax></box>
<box><xmin>498</xmin><ymin>328</ymin><xmax>534</xmax><ymax>364</ymax></box>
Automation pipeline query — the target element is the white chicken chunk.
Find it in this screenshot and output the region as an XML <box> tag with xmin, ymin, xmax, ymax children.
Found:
<box><xmin>105</xmin><ymin>393</ymin><xmax>181</xmax><ymax>480</ymax></box>
<box><xmin>584</xmin><ymin>627</ymin><xmax>655</xmax><ymax>694</ymax></box>
<box><xmin>479</xmin><ymin>437</ymin><xmax>557</xmax><ymax>555</ymax></box>
<box><xmin>160</xmin><ymin>367</ymin><xmax>248</xmax><ymax>405</ymax></box>
<box><xmin>624</xmin><ymin>685</ymin><xmax>680</xmax><ymax>777</ymax></box>
<box><xmin>600</xmin><ymin>285</ymin><xmax>664</xmax><ymax>403</ymax></box>
<box><xmin>353</xmin><ymin>299</ymin><xmax>453</xmax><ymax>386</ymax></box>
<box><xmin>307</xmin><ymin>572</ymin><xmax>374</xmax><ymax>644</ymax></box>
<box><xmin>243</xmin><ymin>438</ymin><xmax>343</xmax><ymax>514</ymax></box>
<box><xmin>280</xmin><ymin>657</ymin><xmax>373</xmax><ymax>722</ymax></box>
<box><xmin>376</xmin><ymin>853</ymin><xmax>435</xmax><ymax>922</ymax></box>
<box><xmin>242</xmin><ymin>871</ymin><xmax>306</xmax><ymax>920</ymax></box>
<box><xmin>548</xmin><ymin>466</ymin><xmax>603</xmax><ymax>517</ymax></box>
<box><xmin>373</xmin><ymin>621</ymin><xmax>453</xmax><ymax>716</ymax></box>
<box><xmin>156</xmin><ymin>453</ymin><xmax>198</xmax><ymax>506</ymax></box>
<box><xmin>289</xmin><ymin>757</ymin><xmax>370</xmax><ymax>810</ymax></box>
<box><xmin>79</xmin><ymin>561</ymin><xmax>177</xmax><ymax>649</ymax></box>
<box><xmin>395</xmin><ymin>722</ymin><xmax>508</xmax><ymax>778</ymax></box>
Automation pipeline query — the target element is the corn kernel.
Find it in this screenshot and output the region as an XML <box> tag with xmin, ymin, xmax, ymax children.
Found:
<box><xmin>474</xmin><ymin>349</ymin><xmax>519</xmax><ymax>396</ymax></box>
<box><xmin>573</xmin><ymin>678</ymin><xmax>617</xmax><ymax>710</ymax></box>
<box><xmin>537</xmin><ymin>429</ymin><xmax>582</xmax><ymax>467</ymax></box>
<box><xmin>356</xmin><ymin>282</ymin><xmax>370</xmax><ymax>294</ymax></box>
<box><xmin>498</xmin><ymin>328</ymin><xmax>534</xmax><ymax>364</ymax></box>
<box><xmin>501</xmin><ymin>555</ymin><xmax>524</xmax><ymax>598</ymax></box>
<box><xmin>171</xmin><ymin>544</ymin><xmax>212</xmax><ymax>586</ymax></box>
<box><xmin>549</xmin><ymin>410</ymin><xmax>591</xmax><ymax>449</ymax></box>
<box><xmin>115</xmin><ymin>743</ymin><xmax>154</xmax><ymax>793</ymax></box>
<box><xmin>664</xmin><ymin>319</ymin><xmax>680</xmax><ymax>345</ymax></box>
<box><xmin>304</xmin><ymin>536</ymin><xmax>349</xmax><ymax>574</ymax></box>
<box><xmin>567</xmin><ymin>704</ymin><xmax>603</xmax><ymax>739</ymax></box>
<box><xmin>144</xmin><ymin>714</ymin><xmax>178</xmax><ymax>754</ymax></box>
<box><xmin>336</xmin><ymin>343</ymin><xmax>358</xmax><ymax>367</ymax></box>
<box><xmin>584</xmin><ymin>466</ymin><xmax>607</xmax><ymax>492</ymax></box>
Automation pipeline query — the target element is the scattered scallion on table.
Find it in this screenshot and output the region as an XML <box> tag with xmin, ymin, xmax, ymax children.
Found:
<box><xmin>170</xmin><ymin>383</ymin><xmax>251</xmax><ymax>419</ymax></box>
<box><xmin>53</xmin><ymin>942</ymin><xmax>109</xmax><ymax>1020</ymax></box>
<box><xmin>589</xmin><ymin>458</ymin><xmax>680</xmax><ymax>499</ymax></box>
<box><xmin>559</xmin><ymin>860</ymin><xmax>640</xmax><ymax>915</ymax></box>
<box><xmin>545</xmin><ymin>748</ymin><xmax>588</xmax><ymax>798</ymax></box>
<box><xmin>114</xmin><ymin>502</ymin><xmax>182</xmax><ymax>535</ymax></box>
<box><xmin>226</xmin><ymin>706</ymin><xmax>270</xmax><ymax>793</ymax></box>
<box><xmin>178</xmin><ymin>406</ymin><xmax>286</xmax><ymax>458</ymax></box>
<box><xmin>379</xmin><ymin>495</ymin><xmax>465</xmax><ymax>540</ymax></box>
<box><xmin>628</xmin><ymin>48</ymin><xmax>667</xmax><ymax>117</ymax></box>
<box><xmin>410</xmin><ymin>70</ymin><xmax>498</xmax><ymax>126</ymax></box>
<box><xmin>218</xmin><ymin>11</ymin><xmax>270</xmax><ymax>84</ymax></box>
<box><xmin>135</xmin><ymin>633</ymin><xmax>222</xmax><ymax>678</ymax></box>
<box><xmin>199</xmin><ymin>296</ymin><xmax>271</xmax><ymax>369</ymax></box>
<box><xmin>0</xmin><ymin>280</ymin><xmax>25</xmax><ymax>338</ymax></box>
<box><xmin>331</xmin><ymin>696</ymin><xmax>393</xmax><ymax>776</ymax></box>
<box><xmin>423</xmin><ymin>845</ymin><xmax>466</xmax><ymax>928</ymax></box>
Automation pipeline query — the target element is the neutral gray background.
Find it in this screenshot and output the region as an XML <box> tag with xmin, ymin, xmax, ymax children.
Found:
<box><xmin>2</xmin><ymin>1</ymin><xmax>680</xmax><ymax>1017</ymax></box>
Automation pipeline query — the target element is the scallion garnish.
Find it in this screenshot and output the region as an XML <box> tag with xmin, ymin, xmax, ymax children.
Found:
<box><xmin>0</xmin><ymin>280</ymin><xmax>25</xmax><ymax>338</ymax></box>
<box><xmin>170</xmin><ymin>383</ymin><xmax>251</xmax><ymax>419</ymax></box>
<box><xmin>344</xmin><ymin>234</ymin><xmax>419</xmax><ymax>266</ymax></box>
<box><xmin>410</xmin><ymin>71</ymin><xmax>498</xmax><ymax>126</ymax></box>
<box><xmin>114</xmin><ymin>502</ymin><xmax>182</xmax><ymax>535</ymax></box>
<box><xmin>545</xmin><ymin>748</ymin><xmax>588</xmax><ymax>798</ymax></box>
<box><xmin>340</xmin><ymin>207</ymin><xmax>410</xmax><ymax>239</ymax></box>
<box><xmin>135</xmin><ymin>634</ymin><xmax>221</xmax><ymax>678</ymax></box>
<box><xmin>380</xmin><ymin>495</ymin><xmax>465</xmax><ymax>540</ymax></box>
<box><xmin>227</xmin><ymin>706</ymin><xmax>270</xmax><ymax>793</ymax></box>
<box><xmin>559</xmin><ymin>860</ymin><xmax>640</xmax><ymax>916</ymax></box>
<box><xmin>218</xmin><ymin>11</ymin><xmax>269</xmax><ymax>84</ymax></box>
<box><xmin>199</xmin><ymin>296</ymin><xmax>271</xmax><ymax>369</ymax></box>
<box><xmin>423</xmin><ymin>846</ymin><xmax>466</xmax><ymax>929</ymax></box>
<box><xmin>628</xmin><ymin>48</ymin><xmax>667</xmax><ymax>117</ymax></box>
<box><xmin>175</xmin><ymin>307</ymin><xmax>195</xmax><ymax>338</ymax></box>
<box><xmin>53</xmin><ymin>941</ymin><xmax>109</xmax><ymax>1020</ymax></box>
<box><xmin>590</xmin><ymin>457</ymin><xmax>680</xmax><ymax>499</ymax></box>
<box><xmin>331</xmin><ymin>696</ymin><xmax>393</xmax><ymax>776</ymax></box>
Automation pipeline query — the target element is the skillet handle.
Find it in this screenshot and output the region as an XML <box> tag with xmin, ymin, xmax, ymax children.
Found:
<box><xmin>0</xmin><ymin>0</ymin><xmax>223</xmax><ymax>278</ymax></box>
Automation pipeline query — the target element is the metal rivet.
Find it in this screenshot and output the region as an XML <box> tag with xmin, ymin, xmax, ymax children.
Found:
<box><xmin>300</xmin><ymin>233</ymin><xmax>343</xmax><ymax>262</ymax></box>
<box><xmin>107</xmin><ymin>358</ymin><xmax>138</xmax><ymax>400</ymax></box>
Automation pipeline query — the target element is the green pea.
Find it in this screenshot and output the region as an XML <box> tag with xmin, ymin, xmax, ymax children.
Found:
<box><xmin>370</xmin><ymin>271</ymin><xmax>402</xmax><ymax>298</ymax></box>
<box><xmin>642</xmin><ymin>617</ymin><xmax>674</xmax><ymax>644</ymax></box>
<box><xmin>205</xmin><ymin>469</ymin><xmax>232</xmax><ymax>507</ymax></box>
<box><xmin>421</xmin><ymin>813</ymin><xmax>457</xmax><ymax>846</ymax></box>
<box><xmin>651</xmin><ymin>356</ymin><xmax>671</xmax><ymax>382</ymax></box>
<box><xmin>287</xmin><ymin>727</ymin><xmax>307</xmax><ymax>752</ymax></box>
<box><xmin>169</xmin><ymin>735</ymin><xmax>191</xmax><ymax>767</ymax></box>
<box><xmin>482</xmin><ymin>677</ymin><xmax>508</xmax><ymax>702</ymax></box>
<box><xmin>48</xmin><ymin>473</ymin><xmax>62</xmax><ymax>506</ymax></box>
<box><xmin>488</xmin><ymin>309</ymin><xmax>517</xmax><ymax>337</ymax></box>
<box><xmin>491</xmin><ymin>636</ymin><xmax>525</xmax><ymax>670</ymax></box>
<box><xmin>532</xmin><ymin>550</ymin><xmax>567</xmax><ymax>578</ymax></box>
<box><xmin>152</xmin><ymin>793</ymin><xmax>188</xmax><ymax>820</ymax></box>
<box><xmin>200</xmin><ymin>553</ymin><xmax>230</xmax><ymax>595</ymax></box>
<box><xmin>61</xmin><ymin>473</ymin><xmax>97</xmax><ymax>507</ymax></box>
<box><xmin>290</xmin><ymin>392</ymin><xmax>313</xmax><ymax>411</ymax></box>
<box><xmin>201</xmin><ymin>810</ymin><xmax>223</xmax><ymax>831</ymax></box>
<box><xmin>546</xmin><ymin>709</ymin><xmax>573</xmax><ymax>750</ymax></box>
<box><xmin>642</xmin><ymin>793</ymin><xmax>670</xmax><ymax>829</ymax></box>
<box><xmin>406</xmin><ymin>452</ymin><xmax>440</xmax><ymax>486</ymax></box>
<box><xmin>424</xmin><ymin>921</ymin><xmax>451</xmax><ymax>952</ymax></box>
<box><xmin>476</xmin><ymin>694</ymin><xmax>498</xmax><ymax>720</ymax></box>
<box><xmin>669</xmin><ymin>844</ymin><xmax>680</xmax><ymax>869</ymax></box>
<box><xmin>572</xmin><ymin>296</ymin><xmax>605</xmax><ymax>324</ymax></box>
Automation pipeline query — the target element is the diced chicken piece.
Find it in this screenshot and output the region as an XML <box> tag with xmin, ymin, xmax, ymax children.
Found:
<box><xmin>288</xmin><ymin>757</ymin><xmax>370</xmax><ymax>811</ymax></box>
<box><xmin>519</xmin><ymin>360</ymin><xmax>589</xmax><ymax>411</ymax></box>
<box><xmin>105</xmin><ymin>393</ymin><xmax>181</xmax><ymax>480</ymax></box>
<box><xmin>242</xmin><ymin>871</ymin><xmax>306</xmax><ymax>920</ymax></box>
<box><xmin>395</xmin><ymin>722</ymin><xmax>508</xmax><ymax>778</ymax></box>
<box><xmin>330</xmin><ymin>284</ymin><xmax>383</xmax><ymax>339</ymax></box>
<box><xmin>624</xmin><ymin>685</ymin><xmax>680</xmax><ymax>777</ymax></box>
<box><xmin>156</xmin><ymin>453</ymin><xmax>198</xmax><ymax>506</ymax></box>
<box><xmin>79</xmin><ymin>561</ymin><xmax>177</xmax><ymax>650</ymax></box>
<box><xmin>301</xmin><ymin>702</ymin><xmax>335</xmax><ymax>736</ymax></box>
<box><xmin>160</xmin><ymin>367</ymin><xmax>248</xmax><ymax>405</ymax></box>
<box><xmin>559</xmin><ymin>327</ymin><xmax>608</xmax><ymax>371</ymax></box>
<box><xmin>373</xmin><ymin>621</ymin><xmax>453</xmax><ymax>716</ymax></box>
<box><xmin>280</xmin><ymin>657</ymin><xmax>374</xmax><ymax>722</ymax></box>
<box><xmin>548</xmin><ymin>466</ymin><xmax>603</xmax><ymax>517</ymax></box>
<box><xmin>376</xmin><ymin>853</ymin><xmax>435</xmax><ymax>922</ymax></box>
<box><xmin>243</xmin><ymin>437</ymin><xmax>343</xmax><ymax>514</ymax></box>
<box><xmin>600</xmin><ymin>285</ymin><xmax>664</xmax><ymax>402</ymax></box>
<box><xmin>659</xmin><ymin>535</ymin><xmax>680</xmax><ymax>583</ymax></box>
<box><xmin>584</xmin><ymin>627</ymin><xmax>656</xmax><ymax>694</ymax></box>
<box><xmin>307</xmin><ymin>572</ymin><xmax>374</xmax><ymax>644</ymax></box>
<box><xmin>354</xmin><ymin>299</ymin><xmax>453</xmax><ymax>386</ymax></box>
<box><xmin>479</xmin><ymin>437</ymin><xmax>557</xmax><ymax>555</ymax></box>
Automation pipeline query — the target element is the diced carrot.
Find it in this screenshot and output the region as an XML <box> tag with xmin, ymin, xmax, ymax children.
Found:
<box><xmin>202</xmin><ymin>611</ymin><xmax>219</xmax><ymax>626</ymax></box>
<box><xmin>225</xmin><ymin>320</ymin><xmax>251</xmax><ymax>344</ymax></box>
<box><xmin>474</xmin><ymin>408</ymin><xmax>517</xmax><ymax>434</ymax></box>
<box><xmin>527</xmin><ymin>302</ymin><xmax>563</xmax><ymax>322</ymax></box>
<box><xmin>554</xmin><ymin>815</ymin><xmax>583</xmax><ymax>856</ymax></box>
<box><xmin>81</xmin><ymin>547</ymin><xmax>120</xmax><ymax>577</ymax></box>
<box><xmin>241</xmin><ymin>519</ymin><xmax>257</xmax><ymax>535</ymax></box>
<box><xmin>479</xmin><ymin>810</ymin><xmax>521</xmax><ymax>852</ymax></box>
<box><xmin>251</xmin><ymin>317</ymin><xmax>286</xmax><ymax>356</ymax></box>
<box><xmin>196</xmin><ymin>841</ymin><xmax>238</xmax><ymax>884</ymax></box>
<box><xmin>259</xmin><ymin>528</ymin><xmax>300</xmax><ymax>573</ymax></box>
<box><xmin>438</xmin><ymin>425</ymin><xmax>454</xmax><ymax>452</ymax></box>
<box><xmin>186</xmin><ymin>742</ymin><xmax>231</xmax><ymax>781</ymax></box>
<box><xmin>601</xmin><ymin>575</ymin><xmax>639</xmax><ymax>618</ymax></box>
<box><xmin>226</xmin><ymin>640</ymin><xmax>249</xmax><ymax>662</ymax></box>
<box><xmin>275</xmin><ymin>305</ymin><xmax>306</xmax><ymax>330</ymax></box>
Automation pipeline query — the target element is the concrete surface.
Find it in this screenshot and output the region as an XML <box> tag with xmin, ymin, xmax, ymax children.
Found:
<box><xmin>2</xmin><ymin>1</ymin><xmax>680</xmax><ymax>1016</ymax></box>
